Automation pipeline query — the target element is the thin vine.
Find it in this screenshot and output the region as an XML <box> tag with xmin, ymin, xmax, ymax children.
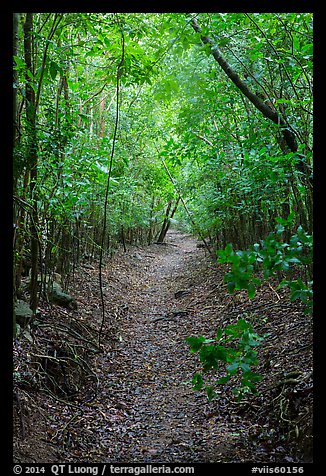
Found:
<box><xmin>98</xmin><ymin>17</ymin><xmax>125</xmax><ymax>348</ymax></box>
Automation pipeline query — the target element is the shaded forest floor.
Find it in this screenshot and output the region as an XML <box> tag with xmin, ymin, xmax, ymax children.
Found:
<box><xmin>13</xmin><ymin>230</ymin><xmax>313</xmax><ymax>463</ymax></box>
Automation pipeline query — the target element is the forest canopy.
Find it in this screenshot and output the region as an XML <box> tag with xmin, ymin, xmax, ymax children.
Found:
<box><xmin>13</xmin><ymin>12</ymin><xmax>313</xmax><ymax>326</ymax></box>
<box><xmin>12</xmin><ymin>12</ymin><xmax>314</xmax><ymax>464</ymax></box>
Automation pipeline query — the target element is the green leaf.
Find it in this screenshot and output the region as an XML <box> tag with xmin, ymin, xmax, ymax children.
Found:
<box><xmin>226</xmin><ymin>361</ymin><xmax>239</xmax><ymax>374</ymax></box>
<box><xmin>78</xmin><ymin>113</ymin><xmax>91</xmax><ymax>123</ymax></box>
<box><xmin>200</xmin><ymin>345</ymin><xmax>220</xmax><ymax>370</ymax></box>
<box><xmin>185</xmin><ymin>335</ymin><xmax>206</xmax><ymax>353</ymax></box>
<box><xmin>216</xmin><ymin>328</ymin><xmax>223</xmax><ymax>341</ymax></box>
<box><xmin>26</xmin><ymin>69</ymin><xmax>35</xmax><ymax>81</ymax></box>
<box><xmin>240</xmin><ymin>363</ymin><xmax>251</xmax><ymax>372</ymax></box>
<box><xmin>247</xmin><ymin>283</ymin><xmax>256</xmax><ymax>299</ymax></box>
<box><xmin>242</xmin><ymin>371</ymin><xmax>263</xmax><ymax>384</ymax></box>
<box><xmin>227</xmin><ymin>281</ymin><xmax>236</xmax><ymax>294</ymax></box>
<box><xmin>192</xmin><ymin>373</ymin><xmax>204</xmax><ymax>390</ymax></box>
<box><xmin>49</xmin><ymin>61</ymin><xmax>60</xmax><ymax>81</ymax></box>
<box><xmin>219</xmin><ymin>37</ymin><xmax>230</xmax><ymax>47</ymax></box>
<box><xmin>216</xmin><ymin>375</ymin><xmax>231</xmax><ymax>385</ymax></box>
<box><xmin>292</xmin><ymin>35</ymin><xmax>300</xmax><ymax>52</ymax></box>
<box><xmin>206</xmin><ymin>385</ymin><xmax>215</xmax><ymax>400</ymax></box>
<box><xmin>13</xmin><ymin>56</ymin><xmax>26</xmax><ymax>69</ymax></box>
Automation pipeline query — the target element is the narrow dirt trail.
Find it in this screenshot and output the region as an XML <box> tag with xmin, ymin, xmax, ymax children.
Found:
<box><xmin>13</xmin><ymin>229</ymin><xmax>312</xmax><ymax>463</ymax></box>
<box><xmin>85</xmin><ymin>230</ymin><xmax>242</xmax><ymax>463</ymax></box>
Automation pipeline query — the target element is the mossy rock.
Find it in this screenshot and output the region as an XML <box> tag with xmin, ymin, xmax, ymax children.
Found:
<box><xmin>49</xmin><ymin>282</ymin><xmax>77</xmax><ymax>310</ymax></box>
<box><xmin>15</xmin><ymin>300</ymin><xmax>33</xmax><ymax>327</ymax></box>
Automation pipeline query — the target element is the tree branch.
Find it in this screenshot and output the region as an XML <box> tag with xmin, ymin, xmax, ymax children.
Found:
<box><xmin>191</xmin><ymin>18</ymin><xmax>312</xmax><ymax>185</ymax></box>
<box><xmin>192</xmin><ymin>131</ymin><xmax>214</xmax><ymax>147</ymax></box>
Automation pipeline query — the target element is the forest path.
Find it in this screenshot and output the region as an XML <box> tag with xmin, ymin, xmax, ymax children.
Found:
<box><xmin>80</xmin><ymin>229</ymin><xmax>243</xmax><ymax>463</ymax></box>
<box><xmin>13</xmin><ymin>229</ymin><xmax>313</xmax><ymax>464</ymax></box>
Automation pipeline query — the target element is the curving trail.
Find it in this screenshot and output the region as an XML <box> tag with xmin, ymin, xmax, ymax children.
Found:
<box><xmin>82</xmin><ymin>230</ymin><xmax>243</xmax><ymax>463</ymax></box>
<box><xmin>14</xmin><ymin>231</ymin><xmax>313</xmax><ymax>464</ymax></box>
<box><xmin>14</xmin><ymin>229</ymin><xmax>312</xmax><ymax>464</ymax></box>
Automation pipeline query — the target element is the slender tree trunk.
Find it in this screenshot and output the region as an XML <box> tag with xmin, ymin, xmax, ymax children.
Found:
<box><xmin>99</xmin><ymin>92</ymin><xmax>106</xmax><ymax>138</ymax></box>
<box><xmin>120</xmin><ymin>225</ymin><xmax>127</xmax><ymax>252</ymax></box>
<box><xmin>158</xmin><ymin>196</ymin><xmax>181</xmax><ymax>243</ymax></box>
<box><xmin>13</xmin><ymin>13</ymin><xmax>20</xmax><ymax>337</ymax></box>
<box><xmin>13</xmin><ymin>12</ymin><xmax>20</xmax><ymax>246</ymax></box>
<box><xmin>24</xmin><ymin>13</ymin><xmax>39</xmax><ymax>313</ymax></box>
<box><xmin>156</xmin><ymin>201</ymin><xmax>172</xmax><ymax>243</ymax></box>
<box><xmin>13</xmin><ymin>13</ymin><xmax>19</xmax><ymax>145</ymax></box>
<box><xmin>148</xmin><ymin>196</ymin><xmax>156</xmax><ymax>244</ymax></box>
<box><xmin>161</xmin><ymin>159</ymin><xmax>213</xmax><ymax>255</ymax></box>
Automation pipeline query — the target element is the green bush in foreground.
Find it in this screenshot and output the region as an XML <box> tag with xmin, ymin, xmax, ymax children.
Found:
<box><xmin>186</xmin><ymin>319</ymin><xmax>267</xmax><ymax>401</ymax></box>
<box><xmin>217</xmin><ymin>219</ymin><xmax>313</xmax><ymax>313</ymax></box>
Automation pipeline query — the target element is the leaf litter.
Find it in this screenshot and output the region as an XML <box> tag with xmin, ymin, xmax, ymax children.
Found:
<box><xmin>13</xmin><ymin>230</ymin><xmax>313</xmax><ymax>463</ymax></box>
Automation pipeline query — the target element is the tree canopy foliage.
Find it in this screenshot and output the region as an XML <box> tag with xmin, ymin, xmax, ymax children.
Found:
<box><xmin>13</xmin><ymin>13</ymin><xmax>313</xmax><ymax>336</ymax></box>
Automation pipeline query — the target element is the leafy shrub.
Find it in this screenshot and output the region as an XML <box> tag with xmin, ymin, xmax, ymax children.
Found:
<box><xmin>186</xmin><ymin>319</ymin><xmax>266</xmax><ymax>401</ymax></box>
<box><xmin>217</xmin><ymin>220</ymin><xmax>313</xmax><ymax>312</ymax></box>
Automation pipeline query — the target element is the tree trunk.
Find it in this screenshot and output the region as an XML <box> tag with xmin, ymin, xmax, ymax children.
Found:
<box><xmin>156</xmin><ymin>201</ymin><xmax>172</xmax><ymax>243</ymax></box>
<box><xmin>157</xmin><ymin>196</ymin><xmax>181</xmax><ymax>243</ymax></box>
<box><xmin>13</xmin><ymin>13</ymin><xmax>19</xmax><ymax>145</ymax></box>
<box><xmin>13</xmin><ymin>13</ymin><xmax>20</xmax><ymax>337</ymax></box>
<box><xmin>24</xmin><ymin>13</ymin><xmax>39</xmax><ymax>313</ymax></box>
<box><xmin>161</xmin><ymin>159</ymin><xmax>213</xmax><ymax>255</ymax></box>
<box><xmin>191</xmin><ymin>18</ymin><xmax>312</xmax><ymax>187</ymax></box>
<box><xmin>166</xmin><ymin>196</ymin><xmax>180</xmax><ymax>232</ymax></box>
<box><xmin>148</xmin><ymin>196</ymin><xmax>156</xmax><ymax>244</ymax></box>
<box><xmin>99</xmin><ymin>92</ymin><xmax>106</xmax><ymax>138</ymax></box>
<box><xmin>120</xmin><ymin>225</ymin><xmax>127</xmax><ymax>252</ymax></box>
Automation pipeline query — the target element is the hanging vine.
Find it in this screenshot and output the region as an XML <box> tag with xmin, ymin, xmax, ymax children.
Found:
<box><xmin>98</xmin><ymin>17</ymin><xmax>125</xmax><ymax>348</ymax></box>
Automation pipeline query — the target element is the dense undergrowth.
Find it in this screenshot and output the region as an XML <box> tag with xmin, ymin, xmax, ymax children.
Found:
<box><xmin>13</xmin><ymin>12</ymin><xmax>313</xmax><ymax>463</ymax></box>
